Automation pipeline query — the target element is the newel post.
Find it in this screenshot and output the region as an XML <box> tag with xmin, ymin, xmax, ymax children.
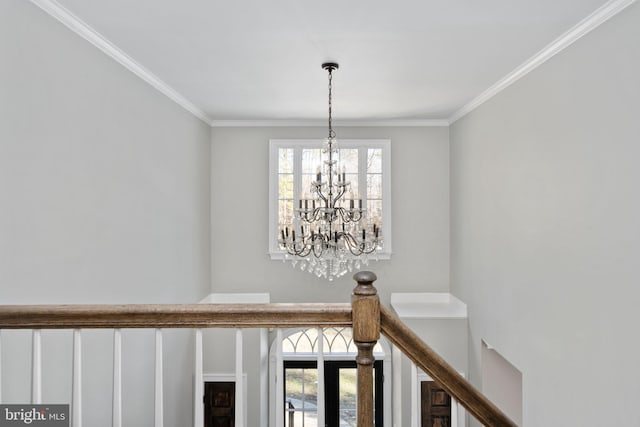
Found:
<box><xmin>352</xmin><ymin>271</ymin><xmax>380</xmax><ymax>427</ymax></box>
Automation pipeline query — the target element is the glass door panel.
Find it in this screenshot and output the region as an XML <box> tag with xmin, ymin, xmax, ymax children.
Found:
<box><xmin>285</xmin><ymin>367</ymin><xmax>318</xmax><ymax>427</ymax></box>
<box><xmin>338</xmin><ymin>368</ymin><xmax>357</xmax><ymax>426</ymax></box>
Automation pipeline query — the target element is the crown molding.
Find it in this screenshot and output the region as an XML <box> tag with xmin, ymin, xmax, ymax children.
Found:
<box><xmin>29</xmin><ymin>0</ymin><xmax>212</xmax><ymax>125</ymax></box>
<box><xmin>210</xmin><ymin>119</ymin><xmax>450</xmax><ymax>127</ymax></box>
<box><xmin>448</xmin><ymin>0</ymin><xmax>637</xmax><ymax>123</ymax></box>
<box><xmin>30</xmin><ymin>0</ymin><xmax>635</xmax><ymax>129</ymax></box>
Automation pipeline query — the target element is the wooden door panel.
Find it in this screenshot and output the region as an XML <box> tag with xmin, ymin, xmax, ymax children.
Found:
<box><xmin>205</xmin><ymin>382</ymin><xmax>235</xmax><ymax>427</ymax></box>
<box><xmin>421</xmin><ymin>381</ymin><xmax>452</xmax><ymax>427</ymax></box>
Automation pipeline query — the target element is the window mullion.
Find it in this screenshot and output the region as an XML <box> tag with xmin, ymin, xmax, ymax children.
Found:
<box><xmin>317</xmin><ymin>328</ymin><xmax>325</xmax><ymax>427</ymax></box>
<box><xmin>358</xmin><ymin>147</ymin><xmax>368</xmax><ymax>206</ymax></box>
<box><xmin>293</xmin><ymin>147</ymin><xmax>303</xmax><ymax>233</ymax></box>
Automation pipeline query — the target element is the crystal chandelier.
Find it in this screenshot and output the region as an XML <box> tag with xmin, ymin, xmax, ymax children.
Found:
<box><xmin>279</xmin><ymin>62</ymin><xmax>382</xmax><ymax>281</ymax></box>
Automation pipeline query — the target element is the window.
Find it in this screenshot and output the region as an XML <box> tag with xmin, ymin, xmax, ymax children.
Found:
<box><xmin>269</xmin><ymin>139</ymin><xmax>391</xmax><ymax>259</ymax></box>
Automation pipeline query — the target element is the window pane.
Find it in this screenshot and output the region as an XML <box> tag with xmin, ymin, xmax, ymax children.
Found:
<box><xmin>279</xmin><ymin>200</ymin><xmax>294</xmax><ymax>227</ymax></box>
<box><xmin>338</xmin><ymin>148</ymin><xmax>358</xmax><ymax>173</ymax></box>
<box><xmin>345</xmin><ymin>174</ymin><xmax>359</xmax><ymax>196</ymax></box>
<box><xmin>302</xmin><ymin>149</ymin><xmax>322</xmax><ymax>173</ymax></box>
<box><xmin>324</xmin><ymin>327</ymin><xmax>351</xmax><ymax>353</ymax></box>
<box><xmin>367</xmin><ymin>174</ymin><xmax>382</xmax><ymax>199</ymax></box>
<box><xmin>367</xmin><ymin>148</ymin><xmax>382</xmax><ymax>173</ymax></box>
<box><xmin>293</xmin><ymin>330</ymin><xmax>315</xmax><ymax>353</ymax></box>
<box><xmin>279</xmin><ymin>174</ymin><xmax>294</xmax><ymax>199</ymax></box>
<box><xmin>279</xmin><ymin>148</ymin><xmax>294</xmax><ymax>173</ymax></box>
<box><xmin>339</xmin><ymin>368</ymin><xmax>357</xmax><ymax>427</ymax></box>
<box><xmin>285</xmin><ymin>368</ymin><xmax>318</xmax><ymax>427</ymax></box>
<box><xmin>301</xmin><ymin>174</ymin><xmax>316</xmax><ymax>197</ymax></box>
<box><xmin>367</xmin><ymin>199</ymin><xmax>383</xmax><ymax>227</ymax></box>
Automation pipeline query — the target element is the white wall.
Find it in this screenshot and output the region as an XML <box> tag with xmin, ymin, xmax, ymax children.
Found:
<box><xmin>451</xmin><ymin>3</ymin><xmax>640</xmax><ymax>426</ymax></box>
<box><xmin>210</xmin><ymin>125</ymin><xmax>450</xmax><ymax>425</ymax></box>
<box><xmin>482</xmin><ymin>342</ymin><xmax>522</xmax><ymax>426</ymax></box>
<box><xmin>210</xmin><ymin>126</ymin><xmax>450</xmax><ymax>304</ymax></box>
<box><xmin>0</xmin><ymin>1</ymin><xmax>211</xmax><ymax>425</ymax></box>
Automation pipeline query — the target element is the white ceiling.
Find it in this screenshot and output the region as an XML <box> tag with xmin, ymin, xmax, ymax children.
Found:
<box><xmin>45</xmin><ymin>0</ymin><xmax>616</xmax><ymax>122</ymax></box>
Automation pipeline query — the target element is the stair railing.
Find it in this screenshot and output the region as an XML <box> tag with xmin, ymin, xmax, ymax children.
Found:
<box><xmin>0</xmin><ymin>271</ymin><xmax>517</xmax><ymax>427</ymax></box>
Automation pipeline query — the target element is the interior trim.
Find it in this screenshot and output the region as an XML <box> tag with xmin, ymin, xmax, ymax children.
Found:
<box><xmin>29</xmin><ymin>0</ymin><xmax>212</xmax><ymax>124</ymax></box>
<box><xmin>448</xmin><ymin>0</ymin><xmax>637</xmax><ymax>123</ymax></box>
<box><xmin>210</xmin><ymin>119</ymin><xmax>450</xmax><ymax>127</ymax></box>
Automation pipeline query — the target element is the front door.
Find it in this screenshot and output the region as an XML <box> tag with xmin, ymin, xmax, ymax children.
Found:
<box><xmin>421</xmin><ymin>381</ymin><xmax>452</xmax><ymax>427</ymax></box>
<box><xmin>204</xmin><ymin>381</ymin><xmax>235</xmax><ymax>427</ymax></box>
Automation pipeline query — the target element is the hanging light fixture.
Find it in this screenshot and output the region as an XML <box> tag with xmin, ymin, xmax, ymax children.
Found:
<box><xmin>278</xmin><ymin>62</ymin><xmax>382</xmax><ymax>281</ymax></box>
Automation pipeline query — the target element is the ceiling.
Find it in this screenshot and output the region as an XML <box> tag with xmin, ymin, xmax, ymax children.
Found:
<box><xmin>43</xmin><ymin>0</ymin><xmax>617</xmax><ymax>123</ymax></box>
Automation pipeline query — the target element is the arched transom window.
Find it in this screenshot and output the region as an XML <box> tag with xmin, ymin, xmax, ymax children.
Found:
<box><xmin>282</xmin><ymin>327</ymin><xmax>384</xmax><ymax>355</ymax></box>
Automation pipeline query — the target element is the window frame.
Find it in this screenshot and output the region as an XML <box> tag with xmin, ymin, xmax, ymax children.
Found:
<box><xmin>268</xmin><ymin>139</ymin><xmax>392</xmax><ymax>259</ymax></box>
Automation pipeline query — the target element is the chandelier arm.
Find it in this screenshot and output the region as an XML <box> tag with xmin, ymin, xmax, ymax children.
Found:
<box><xmin>342</xmin><ymin>231</ymin><xmax>379</xmax><ymax>256</ymax></box>
<box><xmin>315</xmin><ymin>188</ymin><xmax>328</xmax><ymax>205</ymax></box>
<box><xmin>311</xmin><ymin>236</ymin><xmax>324</xmax><ymax>258</ymax></box>
<box><xmin>341</xmin><ymin>233</ymin><xmax>365</xmax><ymax>256</ymax></box>
<box><xmin>334</xmin><ymin>185</ymin><xmax>347</xmax><ymax>204</ymax></box>
<box><xmin>289</xmin><ymin>241</ymin><xmax>312</xmax><ymax>257</ymax></box>
<box><xmin>335</xmin><ymin>207</ymin><xmax>355</xmax><ymax>224</ymax></box>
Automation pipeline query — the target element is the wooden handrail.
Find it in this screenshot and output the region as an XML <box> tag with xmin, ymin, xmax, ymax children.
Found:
<box><xmin>0</xmin><ymin>303</ymin><xmax>352</xmax><ymax>329</ymax></box>
<box><xmin>380</xmin><ymin>304</ymin><xmax>518</xmax><ymax>427</ymax></box>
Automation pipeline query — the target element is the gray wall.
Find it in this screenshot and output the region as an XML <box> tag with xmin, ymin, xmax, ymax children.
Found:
<box><xmin>451</xmin><ymin>3</ymin><xmax>640</xmax><ymax>426</ymax></box>
<box><xmin>210</xmin><ymin>125</ymin><xmax>450</xmax><ymax>425</ymax></box>
<box><xmin>0</xmin><ymin>1</ymin><xmax>211</xmax><ymax>425</ymax></box>
<box><xmin>481</xmin><ymin>343</ymin><xmax>522</xmax><ymax>426</ymax></box>
<box><xmin>210</xmin><ymin>126</ymin><xmax>450</xmax><ymax>304</ymax></box>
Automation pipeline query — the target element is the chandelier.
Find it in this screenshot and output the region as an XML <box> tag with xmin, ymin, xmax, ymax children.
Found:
<box><xmin>278</xmin><ymin>62</ymin><xmax>382</xmax><ymax>281</ymax></box>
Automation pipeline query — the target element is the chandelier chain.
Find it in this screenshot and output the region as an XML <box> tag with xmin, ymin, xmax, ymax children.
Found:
<box><xmin>328</xmin><ymin>68</ymin><xmax>335</xmax><ymax>139</ymax></box>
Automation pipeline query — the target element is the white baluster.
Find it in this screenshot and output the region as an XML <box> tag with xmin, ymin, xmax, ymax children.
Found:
<box><xmin>411</xmin><ymin>362</ymin><xmax>418</xmax><ymax>427</ymax></box>
<box><xmin>194</xmin><ymin>329</ymin><xmax>203</xmax><ymax>427</ymax></box>
<box><xmin>155</xmin><ymin>329</ymin><xmax>163</xmax><ymax>427</ymax></box>
<box><xmin>316</xmin><ymin>328</ymin><xmax>325</xmax><ymax>427</ymax></box>
<box><xmin>0</xmin><ymin>329</ymin><xmax>3</xmax><ymax>403</ymax></box>
<box><xmin>275</xmin><ymin>329</ymin><xmax>283</xmax><ymax>427</ymax></box>
<box><xmin>31</xmin><ymin>329</ymin><xmax>42</xmax><ymax>404</ymax></box>
<box><xmin>235</xmin><ymin>329</ymin><xmax>244</xmax><ymax>427</ymax></box>
<box><xmin>72</xmin><ymin>329</ymin><xmax>82</xmax><ymax>427</ymax></box>
<box><xmin>112</xmin><ymin>329</ymin><xmax>122</xmax><ymax>427</ymax></box>
<box><xmin>392</xmin><ymin>345</ymin><xmax>403</xmax><ymax>427</ymax></box>
<box><xmin>259</xmin><ymin>329</ymin><xmax>268</xmax><ymax>427</ymax></box>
